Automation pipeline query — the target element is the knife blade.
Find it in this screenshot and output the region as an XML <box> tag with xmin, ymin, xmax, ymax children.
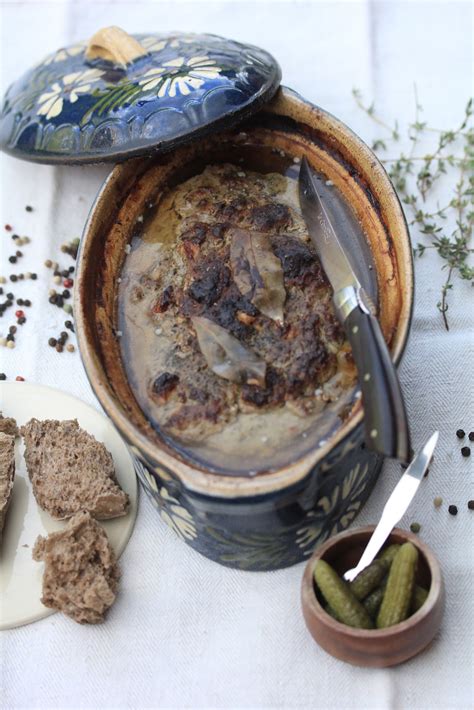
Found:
<box><xmin>343</xmin><ymin>431</ymin><xmax>438</xmax><ymax>581</ymax></box>
<box><xmin>298</xmin><ymin>156</ymin><xmax>410</xmax><ymax>462</ymax></box>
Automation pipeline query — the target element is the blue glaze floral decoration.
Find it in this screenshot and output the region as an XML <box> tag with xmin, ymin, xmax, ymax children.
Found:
<box><xmin>0</xmin><ymin>31</ymin><xmax>281</xmax><ymax>164</ymax></box>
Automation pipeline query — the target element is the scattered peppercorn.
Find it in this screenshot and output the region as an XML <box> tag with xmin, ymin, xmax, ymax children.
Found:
<box><xmin>65</xmin><ymin>320</ymin><xmax>74</xmax><ymax>332</ymax></box>
<box><xmin>66</xmin><ymin>343</ymin><xmax>75</xmax><ymax>353</ymax></box>
<box><xmin>461</xmin><ymin>446</ymin><xmax>471</xmax><ymax>457</ymax></box>
<box><xmin>448</xmin><ymin>505</ymin><xmax>458</xmax><ymax>516</ymax></box>
<box><xmin>468</xmin><ymin>500</ymin><xmax>474</xmax><ymax>510</ymax></box>
<box><xmin>62</xmin><ymin>289</ymin><xmax>70</xmax><ymax>299</ymax></box>
<box><xmin>44</xmin><ymin>259</ymin><xmax>52</xmax><ymax>268</ymax></box>
<box><xmin>63</xmin><ymin>278</ymin><xmax>73</xmax><ymax>288</ymax></box>
<box><xmin>63</xmin><ymin>304</ymin><xmax>73</xmax><ymax>314</ymax></box>
<box><xmin>15</xmin><ymin>310</ymin><xmax>24</xmax><ymax>318</ymax></box>
<box><xmin>48</xmin><ymin>337</ymin><xmax>57</xmax><ymax>347</ymax></box>
<box><xmin>6</xmin><ymin>293</ymin><xmax>13</xmax><ymax>300</ymax></box>
<box><xmin>10</xmin><ymin>275</ymin><xmax>17</xmax><ymax>282</ymax></box>
<box><xmin>469</xmin><ymin>432</ymin><xmax>474</xmax><ymax>442</ymax></box>
<box><xmin>4</xmin><ymin>224</ymin><xmax>12</xmax><ymax>231</ymax></box>
<box><xmin>30</xmin><ymin>273</ymin><xmax>37</xmax><ymax>280</ymax></box>
<box><xmin>55</xmin><ymin>343</ymin><xmax>63</xmax><ymax>353</ymax></box>
<box><xmin>24</xmin><ymin>299</ymin><xmax>31</xmax><ymax>307</ymax></box>
<box><xmin>410</xmin><ymin>522</ymin><xmax>421</xmax><ymax>534</ymax></box>
<box><xmin>15</xmin><ymin>376</ymin><xmax>25</xmax><ymax>381</ymax></box>
<box><xmin>8</xmin><ymin>256</ymin><xmax>17</xmax><ymax>264</ymax></box>
<box><xmin>456</xmin><ymin>429</ymin><xmax>465</xmax><ymax>439</ymax></box>
<box><xmin>434</xmin><ymin>496</ymin><xmax>443</xmax><ymax>508</ymax></box>
<box><xmin>6</xmin><ymin>333</ymin><xmax>14</xmax><ymax>342</ymax></box>
<box><xmin>0</xmin><ymin>373</ymin><xmax>5</xmax><ymax>380</ymax></box>
<box><xmin>9</xmin><ymin>326</ymin><xmax>16</xmax><ymax>334</ymax></box>
<box><xmin>17</xmin><ymin>317</ymin><xmax>26</xmax><ymax>325</ymax></box>
<box><xmin>25</xmin><ymin>205</ymin><xmax>33</xmax><ymax>212</ymax></box>
<box><xmin>6</xmin><ymin>340</ymin><xmax>15</xmax><ymax>349</ymax></box>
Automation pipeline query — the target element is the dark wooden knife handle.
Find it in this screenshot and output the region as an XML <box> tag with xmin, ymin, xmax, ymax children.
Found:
<box><xmin>345</xmin><ymin>305</ymin><xmax>410</xmax><ymax>462</ymax></box>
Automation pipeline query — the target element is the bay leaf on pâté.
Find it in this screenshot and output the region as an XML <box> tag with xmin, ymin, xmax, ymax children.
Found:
<box><xmin>192</xmin><ymin>315</ymin><xmax>266</xmax><ymax>386</ymax></box>
<box><xmin>229</xmin><ymin>227</ymin><xmax>286</xmax><ymax>324</ymax></box>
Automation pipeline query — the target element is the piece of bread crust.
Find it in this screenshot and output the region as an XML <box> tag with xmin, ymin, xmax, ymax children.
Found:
<box><xmin>33</xmin><ymin>510</ymin><xmax>120</xmax><ymax>624</ymax></box>
<box><xmin>0</xmin><ymin>413</ymin><xmax>19</xmax><ymax>437</ymax></box>
<box><xmin>0</xmin><ymin>432</ymin><xmax>15</xmax><ymax>542</ymax></box>
<box><xmin>21</xmin><ymin>418</ymin><xmax>129</xmax><ymax>520</ymax></box>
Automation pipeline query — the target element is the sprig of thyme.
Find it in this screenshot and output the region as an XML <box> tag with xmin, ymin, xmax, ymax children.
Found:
<box><xmin>352</xmin><ymin>88</ymin><xmax>474</xmax><ymax>330</ymax></box>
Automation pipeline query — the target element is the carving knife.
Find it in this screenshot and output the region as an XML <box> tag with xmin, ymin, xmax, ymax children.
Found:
<box><xmin>298</xmin><ymin>156</ymin><xmax>410</xmax><ymax>462</ymax></box>
<box><xmin>343</xmin><ymin>431</ymin><xmax>438</xmax><ymax>581</ymax></box>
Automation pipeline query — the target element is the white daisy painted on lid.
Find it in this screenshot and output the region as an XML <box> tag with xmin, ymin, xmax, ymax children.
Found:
<box><xmin>139</xmin><ymin>55</ymin><xmax>222</xmax><ymax>98</ymax></box>
<box><xmin>36</xmin><ymin>68</ymin><xmax>104</xmax><ymax>120</ymax></box>
<box><xmin>140</xmin><ymin>36</ymin><xmax>196</xmax><ymax>52</ymax></box>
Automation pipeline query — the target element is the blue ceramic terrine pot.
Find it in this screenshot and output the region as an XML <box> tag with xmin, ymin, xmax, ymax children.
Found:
<box><xmin>12</xmin><ymin>28</ymin><xmax>405</xmax><ymax>570</ymax></box>
<box><xmin>75</xmin><ymin>89</ymin><xmax>413</xmax><ymax>571</ymax></box>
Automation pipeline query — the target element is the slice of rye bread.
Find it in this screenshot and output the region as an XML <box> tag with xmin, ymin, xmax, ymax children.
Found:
<box><xmin>0</xmin><ymin>432</ymin><xmax>15</xmax><ymax>541</ymax></box>
<box><xmin>21</xmin><ymin>418</ymin><xmax>129</xmax><ymax>520</ymax></box>
<box><xmin>33</xmin><ymin>510</ymin><xmax>120</xmax><ymax>624</ymax></box>
<box><xmin>0</xmin><ymin>413</ymin><xmax>19</xmax><ymax>437</ymax></box>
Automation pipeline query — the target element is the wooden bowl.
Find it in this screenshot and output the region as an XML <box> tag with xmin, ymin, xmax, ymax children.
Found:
<box><xmin>301</xmin><ymin>526</ymin><xmax>444</xmax><ymax>667</ymax></box>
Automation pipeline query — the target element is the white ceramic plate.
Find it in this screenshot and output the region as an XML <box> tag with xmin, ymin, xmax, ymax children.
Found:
<box><xmin>0</xmin><ymin>382</ymin><xmax>138</xmax><ymax>630</ymax></box>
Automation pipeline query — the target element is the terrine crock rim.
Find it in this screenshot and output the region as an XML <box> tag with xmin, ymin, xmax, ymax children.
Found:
<box><xmin>75</xmin><ymin>86</ymin><xmax>414</xmax><ymax>500</ymax></box>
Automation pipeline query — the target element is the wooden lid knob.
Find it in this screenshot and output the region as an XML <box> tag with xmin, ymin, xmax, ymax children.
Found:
<box><xmin>85</xmin><ymin>26</ymin><xmax>147</xmax><ymax>68</ymax></box>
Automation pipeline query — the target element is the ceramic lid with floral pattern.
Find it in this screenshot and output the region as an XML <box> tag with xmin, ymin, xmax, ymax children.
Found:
<box><xmin>0</xmin><ymin>26</ymin><xmax>281</xmax><ymax>165</ymax></box>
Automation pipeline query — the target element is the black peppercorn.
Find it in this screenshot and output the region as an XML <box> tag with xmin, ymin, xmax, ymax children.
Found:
<box><xmin>8</xmin><ymin>256</ymin><xmax>17</xmax><ymax>264</ymax></box>
<box><xmin>468</xmin><ymin>500</ymin><xmax>474</xmax><ymax>510</ymax></box>
<box><xmin>25</xmin><ymin>205</ymin><xmax>33</xmax><ymax>212</ymax></box>
<box><xmin>16</xmin><ymin>298</ymin><xmax>24</xmax><ymax>306</ymax></box>
<box><xmin>6</xmin><ymin>293</ymin><xmax>14</xmax><ymax>300</ymax></box>
<box><xmin>17</xmin><ymin>317</ymin><xmax>26</xmax><ymax>325</ymax></box>
<box><xmin>456</xmin><ymin>429</ymin><xmax>465</xmax><ymax>439</ymax></box>
<box><xmin>10</xmin><ymin>275</ymin><xmax>17</xmax><ymax>282</ymax></box>
<box><xmin>24</xmin><ymin>299</ymin><xmax>31</xmax><ymax>307</ymax></box>
<box><xmin>6</xmin><ymin>333</ymin><xmax>14</xmax><ymax>342</ymax></box>
<box><xmin>48</xmin><ymin>338</ymin><xmax>57</xmax><ymax>347</ymax></box>
<box><xmin>30</xmin><ymin>273</ymin><xmax>37</xmax><ymax>280</ymax></box>
<box><xmin>0</xmin><ymin>373</ymin><xmax>6</xmax><ymax>380</ymax></box>
<box><xmin>49</xmin><ymin>295</ymin><xmax>57</xmax><ymax>305</ymax></box>
<box><xmin>448</xmin><ymin>505</ymin><xmax>458</xmax><ymax>516</ymax></box>
<box><xmin>469</xmin><ymin>432</ymin><xmax>474</xmax><ymax>442</ymax></box>
<box><xmin>461</xmin><ymin>446</ymin><xmax>471</xmax><ymax>457</ymax></box>
<box><xmin>62</xmin><ymin>289</ymin><xmax>70</xmax><ymax>299</ymax></box>
<box><xmin>9</xmin><ymin>326</ymin><xmax>16</xmax><ymax>334</ymax></box>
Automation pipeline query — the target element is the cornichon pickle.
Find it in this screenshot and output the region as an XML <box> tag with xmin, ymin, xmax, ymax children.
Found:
<box><xmin>378</xmin><ymin>544</ymin><xmax>401</xmax><ymax>566</ymax></box>
<box><xmin>377</xmin><ymin>542</ymin><xmax>419</xmax><ymax>628</ymax></box>
<box><xmin>314</xmin><ymin>560</ymin><xmax>374</xmax><ymax>629</ymax></box>
<box><xmin>363</xmin><ymin>579</ymin><xmax>388</xmax><ymax>618</ymax></box>
<box><xmin>350</xmin><ymin>559</ymin><xmax>388</xmax><ymax>600</ymax></box>
<box><xmin>411</xmin><ymin>585</ymin><xmax>429</xmax><ymax>612</ymax></box>
<box><xmin>324</xmin><ymin>604</ymin><xmax>343</xmax><ymax>622</ymax></box>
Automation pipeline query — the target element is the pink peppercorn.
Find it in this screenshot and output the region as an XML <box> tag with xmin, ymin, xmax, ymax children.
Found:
<box><xmin>63</xmin><ymin>278</ymin><xmax>73</xmax><ymax>288</ymax></box>
<box><xmin>15</xmin><ymin>376</ymin><xmax>25</xmax><ymax>381</ymax></box>
<box><xmin>15</xmin><ymin>309</ymin><xmax>24</xmax><ymax>318</ymax></box>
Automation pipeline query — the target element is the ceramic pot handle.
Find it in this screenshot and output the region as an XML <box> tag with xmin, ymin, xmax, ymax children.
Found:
<box><xmin>85</xmin><ymin>26</ymin><xmax>148</xmax><ymax>68</ymax></box>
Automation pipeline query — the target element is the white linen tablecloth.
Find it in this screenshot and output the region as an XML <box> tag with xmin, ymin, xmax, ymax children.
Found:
<box><xmin>1</xmin><ymin>1</ymin><xmax>473</xmax><ymax>708</ymax></box>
